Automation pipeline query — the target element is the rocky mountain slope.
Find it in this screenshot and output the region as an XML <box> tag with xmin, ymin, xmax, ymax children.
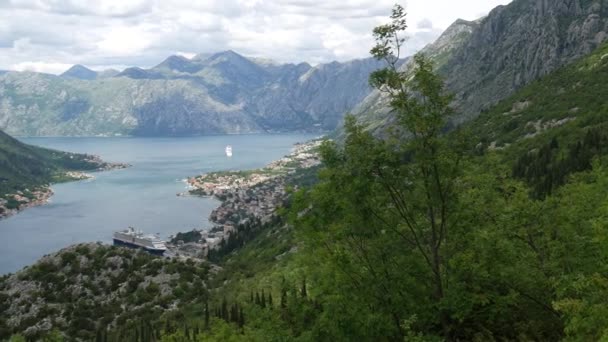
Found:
<box><xmin>353</xmin><ymin>0</ymin><xmax>608</xmax><ymax>133</ymax></box>
<box><xmin>0</xmin><ymin>243</ymin><xmax>210</xmax><ymax>340</ymax></box>
<box><xmin>0</xmin><ymin>51</ymin><xmax>388</xmax><ymax>136</ymax></box>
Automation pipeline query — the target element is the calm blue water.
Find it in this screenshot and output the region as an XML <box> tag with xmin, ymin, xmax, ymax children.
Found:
<box><xmin>0</xmin><ymin>134</ymin><xmax>316</xmax><ymax>274</ymax></box>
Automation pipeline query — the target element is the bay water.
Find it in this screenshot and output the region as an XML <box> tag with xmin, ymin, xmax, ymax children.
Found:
<box><xmin>0</xmin><ymin>134</ymin><xmax>316</xmax><ymax>274</ymax></box>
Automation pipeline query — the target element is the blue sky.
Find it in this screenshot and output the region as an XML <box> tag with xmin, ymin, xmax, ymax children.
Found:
<box><xmin>0</xmin><ymin>0</ymin><xmax>512</xmax><ymax>74</ymax></box>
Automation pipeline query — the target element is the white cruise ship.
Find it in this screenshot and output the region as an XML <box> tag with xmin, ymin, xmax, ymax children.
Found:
<box><xmin>225</xmin><ymin>145</ymin><xmax>233</xmax><ymax>157</ymax></box>
<box><xmin>113</xmin><ymin>227</ymin><xmax>167</xmax><ymax>255</ymax></box>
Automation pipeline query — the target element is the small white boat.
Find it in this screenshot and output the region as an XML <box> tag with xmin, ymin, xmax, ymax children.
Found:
<box><xmin>225</xmin><ymin>145</ymin><xmax>233</xmax><ymax>157</ymax></box>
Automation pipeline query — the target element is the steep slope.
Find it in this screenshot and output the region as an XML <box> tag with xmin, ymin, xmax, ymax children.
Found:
<box><xmin>469</xmin><ymin>41</ymin><xmax>608</xmax><ymax>197</ymax></box>
<box><xmin>352</xmin><ymin>18</ymin><xmax>479</xmax><ymax>132</ymax></box>
<box><xmin>252</xmin><ymin>58</ymin><xmax>389</xmax><ymax>131</ymax></box>
<box><xmin>0</xmin><ymin>52</ymin><xmax>383</xmax><ymax>136</ymax></box>
<box><xmin>353</xmin><ymin>0</ymin><xmax>608</xmax><ymax>132</ymax></box>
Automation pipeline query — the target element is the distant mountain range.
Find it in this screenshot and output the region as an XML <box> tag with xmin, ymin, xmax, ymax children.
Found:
<box><xmin>352</xmin><ymin>0</ymin><xmax>608</xmax><ymax>134</ymax></box>
<box><xmin>0</xmin><ymin>51</ymin><xmax>391</xmax><ymax>136</ymax></box>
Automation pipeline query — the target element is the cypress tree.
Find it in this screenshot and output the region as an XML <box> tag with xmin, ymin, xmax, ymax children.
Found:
<box><xmin>239</xmin><ymin>307</ymin><xmax>245</xmax><ymax>328</ymax></box>
<box><xmin>205</xmin><ymin>300</ymin><xmax>210</xmax><ymax>329</ymax></box>
<box><xmin>301</xmin><ymin>279</ymin><xmax>307</xmax><ymax>299</ymax></box>
<box><xmin>268</xmin><ymin>291</ymin><xmax>273</xmax><ymax>308</ymax></box>
<box><xmin>230</xmin><ymin>304</ymin><xmax>239</xmax><ymax>323</ymax></box>
<box><xmin>255</xmin><ymin>292</ymin><xmax>261</xmax><ymax>305</ymax></box>
<box><xmin>261</xmin><ymin>290</ymin><xmax>266</xmax><ymax>308</ymax></box>
<box><xmin>222</xmin><ymin>298</ymin><xmax>229</xmax><ymax>321</ymax></box>
<box><xmin>280</xmin><ymin>288</ymin><xmax>287</xmax><ymax>308</ymax></box>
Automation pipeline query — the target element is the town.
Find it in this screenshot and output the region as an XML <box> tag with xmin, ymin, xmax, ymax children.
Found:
<box><xmin>168</xmin><ymin>140</ymin><xmax>323</xmax><ymax>258</ymax></box>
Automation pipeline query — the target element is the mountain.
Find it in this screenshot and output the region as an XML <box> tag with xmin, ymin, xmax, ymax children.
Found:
<box><xmin>60</xmin><ymin>65</ymin><xmax>97</xmax><ymax>80</ymax></box>
<box><xmin>0</xmin><ymin>52</ymin><xmax>386</xmax><ymax>136</ymax></box>
<box><xmin>353</xmin><ymin>0</ymin><xmax>608</xmax><ymax>132</ymax></box>
<box><xmin>97</xmin><ymin>69</ymin><xmax>120</xmax><ymax>78</ymax></box>
<box><xmin>152</xmin><ymin>55</ymin><xmax>202</xmax><ymax>74</ymax></box>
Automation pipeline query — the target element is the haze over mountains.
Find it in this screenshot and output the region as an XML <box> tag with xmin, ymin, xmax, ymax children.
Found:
<box><xmin>0</xmin><ymin>51</ymin><xmax>390</xmax><ymax>137</ymax></box>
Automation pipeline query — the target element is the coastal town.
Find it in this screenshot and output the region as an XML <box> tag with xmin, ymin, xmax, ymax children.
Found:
<box><xmin>168</xmin><ymin>140</ymin><xmax>323</xmax><ymax>258</ymax></box>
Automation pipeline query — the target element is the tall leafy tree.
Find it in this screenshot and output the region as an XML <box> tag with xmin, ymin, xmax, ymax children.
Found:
<box><xmin>293</xmin><ymin>4</ymin><xmax>466</xmax><ymax>339</ymax></box>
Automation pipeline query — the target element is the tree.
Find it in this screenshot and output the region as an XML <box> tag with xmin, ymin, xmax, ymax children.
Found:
<box><xmin>293</xmin><ymin>3</ymin><xmax>466</xmax><ymax>340</ymax></box>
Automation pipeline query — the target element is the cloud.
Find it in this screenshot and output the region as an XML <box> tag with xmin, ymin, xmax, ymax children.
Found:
<box><xmin>417</xmin><ymin>18</ymin><xmax>433</xmax><ymax>30</ymax></box>
<box><xmin>0</xmin><ymin>0</ymin><xmax>513</xmax><ymax>74</ymax></box>
<box><xmin>11</xmin><ymin>61</ymin><xmax>73</xmax><ymax>74</ymax></box>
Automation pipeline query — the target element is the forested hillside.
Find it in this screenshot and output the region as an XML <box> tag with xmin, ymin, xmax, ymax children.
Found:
<box><xmin>150</xmin><ymin>10</ymin><xmax>608</xmax><ymax>341</ymax></box>
<box><xmin>4</xmin><ymin>3</ymin><xmax>608</xmax><ymax>342</ymax></box>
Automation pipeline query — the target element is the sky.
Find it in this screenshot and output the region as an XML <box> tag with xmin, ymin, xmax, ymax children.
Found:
<box><xmin>0</xmin><ymin>0</ymin><xmax>513</xmax><ymax>74</ymax></box>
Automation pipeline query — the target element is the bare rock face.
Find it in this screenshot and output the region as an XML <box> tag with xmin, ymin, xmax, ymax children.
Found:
<box><xmin>443</xmin><ymin>0</ymin><xmax>608</xmax><ymax>121</ymax></box>
<box><xmin>352</xmin><ymin>0</ymin><xmax>608</xmax><ymax>134</ymax></box>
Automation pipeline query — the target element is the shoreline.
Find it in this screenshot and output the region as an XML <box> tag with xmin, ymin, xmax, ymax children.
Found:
<box><xmin>172</xmin><ymin>139</ymin><xmax>323</xmax><ymax>257</ymax></box>
<box><xmin>0</xmin><ymin>161</ymin><xmax>129</xmax><ymax>221</ymax></box>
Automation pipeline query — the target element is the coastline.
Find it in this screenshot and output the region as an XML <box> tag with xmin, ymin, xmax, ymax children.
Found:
<box><xmin>173</xmin><ymin>139</ymin><xmax>323</xmax><ymax>257</ymax></box>
<box><xmin>0</xmin><ymin>161</ymin><xmax>129</xmax><ymax>220</ymax></box>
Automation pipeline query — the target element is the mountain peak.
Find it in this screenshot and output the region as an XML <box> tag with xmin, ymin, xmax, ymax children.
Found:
<box><xmin>209</xmin><ymin>50</ymin><xmax>249</xmax><ymax>62</ymax></box>
<box><xmin>153</xmin><ymin>55</ymin><xmax>200</xmax><ymax>73</ymax></box>
<box><xmin>60</xmin><ymin>64</ymin><xmax>97</xmax><ymax>80</ymax></box>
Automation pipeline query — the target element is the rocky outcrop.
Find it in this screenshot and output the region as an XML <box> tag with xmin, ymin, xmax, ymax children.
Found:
<box><xmin>352</xmin><ymin>0</ymin><xmax>608</xmax><ymax>133</ymax></box>
<box><xmin>443</xmin><ymin>0</ymin><xmax>608</xmax><ymax>121</ymax></box>
<box><xmin>0</xmin><ymin>243</ymin><xmax>209</xmax><ymax>340</ymax></box>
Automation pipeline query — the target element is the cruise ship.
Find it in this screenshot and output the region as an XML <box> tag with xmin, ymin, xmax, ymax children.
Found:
<box><xmin>225</xmin><ymin>145</ymin><xmax>233</xmax><ymax>157</ymax></box>
<box><xmin>113</xmin><ymin>227</ymin><xmax>167</xmax><ymax>256</ymax></box>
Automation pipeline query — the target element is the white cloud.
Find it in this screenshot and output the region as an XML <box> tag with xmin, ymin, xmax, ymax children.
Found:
<box><xmin>96</xmin><ymin>25</ymin><xmax>153</xmax><ymax>56</ymax></box>
<box><xmin>0</xmin><ymin>0</ymin><xmax>513</xmax><ymax>74</ymax></box>
<box><xmin>11</xmin><ymin>61</ymin><xmax>73</xmax><ymax>74</ymax></box>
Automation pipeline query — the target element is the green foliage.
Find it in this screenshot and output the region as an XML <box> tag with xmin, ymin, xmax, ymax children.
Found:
<box><xmin>6</xmin><ymin>6</ymin><xmax>608</xmax><ymax>342</ymax></box>
<box><xmin>0</xmin><ymin>129</ymin><xmax>111</xmax><ymax>199</ymax></box>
